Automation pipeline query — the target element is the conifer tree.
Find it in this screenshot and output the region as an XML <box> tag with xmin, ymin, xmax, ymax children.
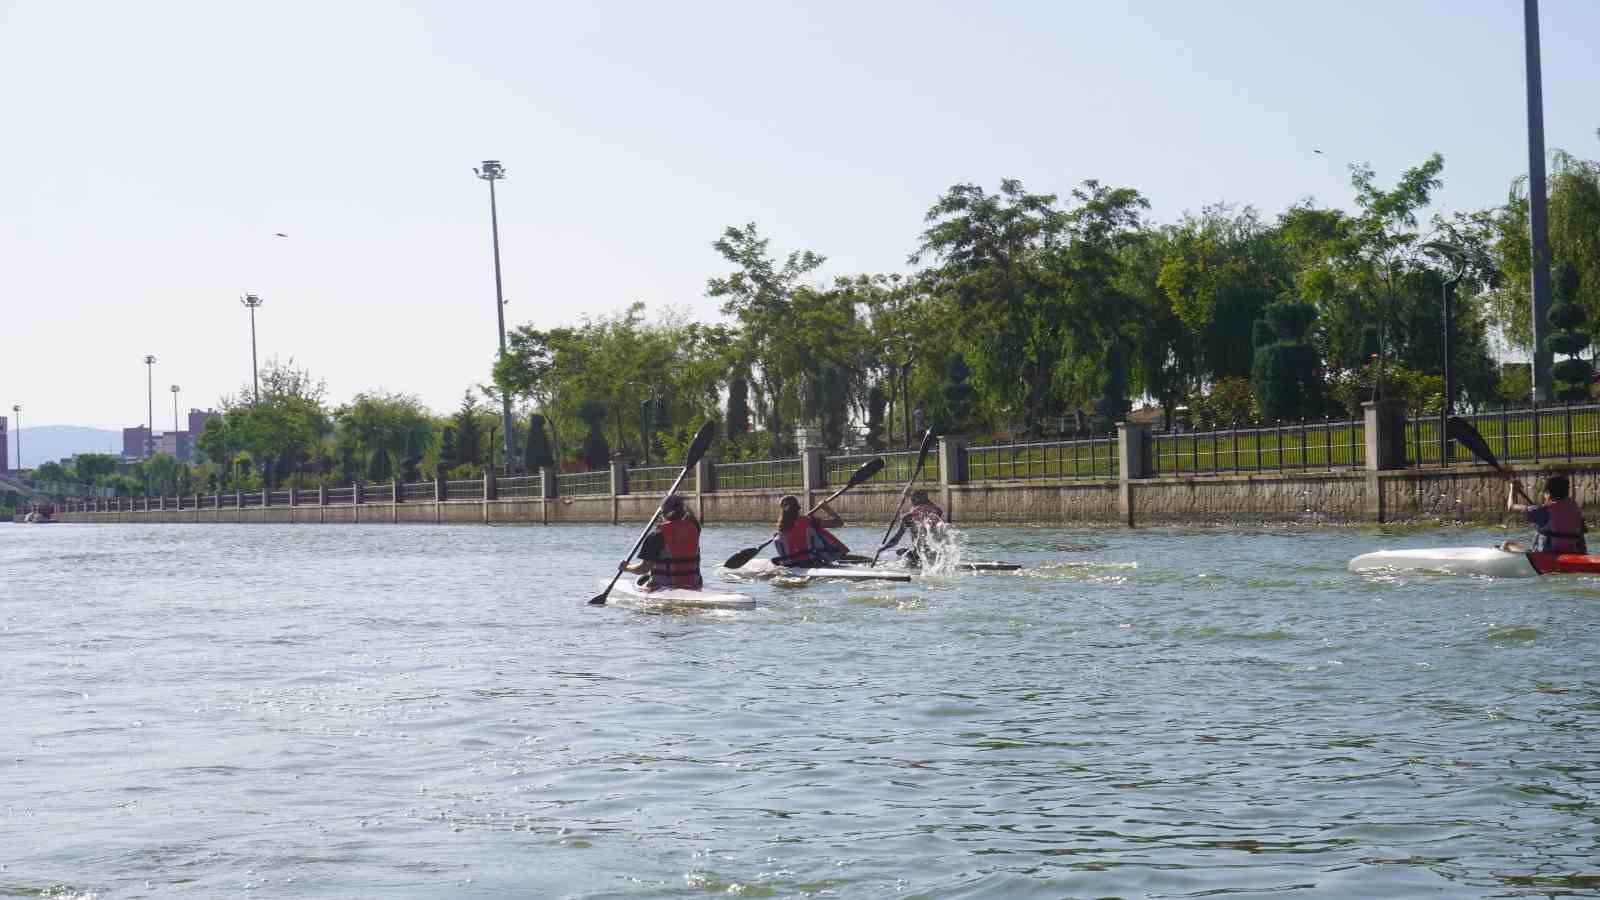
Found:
<box><xmin>1549</xmin><ymin>261</ymin><xmax>1591</xmax><ymax>401</ymax></box>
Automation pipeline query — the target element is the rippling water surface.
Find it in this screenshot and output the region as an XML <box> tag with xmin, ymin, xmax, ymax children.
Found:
<box><xmin>4</xmin><ymin>522</ymin><xmax>1600</xmax><ymax>898</ymax></box>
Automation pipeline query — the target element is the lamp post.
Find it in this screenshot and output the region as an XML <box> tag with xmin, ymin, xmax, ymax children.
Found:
<box><xmin>240</xmin><ymin>293</ymin><xmax>264</xmax><ymax>403</ymax></box>
<box><xmin>1423</xmin><ymin>241</ymin><xmax>1468</xmax><ymax>464</ymax></box>
<box><xmin>171</xmin><ymin>385</ymin><xmax>182</xmax><ymax>461</ymax></box>
<box><xmin>143</xmin><ymin>355</ymin><xmax>157</xmax><ymax>458</ymax></box>
<box><xmin>473</xmin><ymin>159</ymin><xmax>518</xmax><ymax>474</ymax></box>
<box><xmin>1524</xmin><ymin>0</ymin><xmax>1553</xmax><ymax>401</ymax></box>
<box><xmin>10</xmin><ymin>403</ymin><xmax>19</xmax><ymax>472</ymax></box>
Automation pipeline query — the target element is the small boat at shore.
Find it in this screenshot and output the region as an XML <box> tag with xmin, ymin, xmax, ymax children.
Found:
<box><xmin>1349</xmin><ymin>545</ymin><xmax>1600</xmax><ymax>578</ymax></box>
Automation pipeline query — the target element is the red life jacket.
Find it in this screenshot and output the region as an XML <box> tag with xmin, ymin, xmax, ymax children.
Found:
<box><xmin>773</xmin><ymin>515</ymin><xmax>849</xmax><ymax>567</ymax></box>
<box><xmin>649</xmin><ymin>517</ymin><xmax>703</xmax><ymax>588</ymax></box>
<box><xmin>1534</xmin><ymin>498</ymin><xmax>1588</xmax><ymax>553</ymax></box>
<box><xmin>906</xmin><ymin>502</ymin><xmax>945</xmax><ymax>528</ymax></box>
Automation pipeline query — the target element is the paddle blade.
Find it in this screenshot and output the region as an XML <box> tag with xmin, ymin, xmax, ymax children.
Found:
<box><xmin>684</xmin><ymin>421</ymin><xmax>717</xmax><ymax>469</ymax></box>
<box><xmin>722</xmin><ymin>546</ymin><xmax>761</xmax><ymax>569</ymax></box>
<box><xmin>912</xmin><ymin>428</ymin><xmax>936</xmax><ymax>469</ymax></box>
<box><xmin>847</xmin><ymin>457</ymin><xmax>885</xmax><ymax>488</ymax></box>
<box><xmin>1447</xmin><ymin>416</ymin><xmax>1502</xmax><ymax>471</ymax></box>
<box><xmin>587</xmin><ymin>593</ymin><xmax>609</xmax><ymax>606</ymax></box>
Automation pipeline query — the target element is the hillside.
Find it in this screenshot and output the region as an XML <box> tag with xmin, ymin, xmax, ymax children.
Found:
<box><xmin>8</xmin><ymin>425</ymin><xmax>123</xmax><ymax>466</ymax></box>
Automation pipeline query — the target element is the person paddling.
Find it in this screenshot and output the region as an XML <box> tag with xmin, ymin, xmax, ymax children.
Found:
<box><xmin>1507</xmin><ymin>473</ymin><xmax>1588</xmax><ymax>553</ymax></box>
<box><xmin>619</xmin><ymin>494</ymin><xmax>703</xmax><ymax>589</ymax></box>
<box><xmin>772</xmin><ymin>494</ymin><xmax>849</xmax><ymax>568</ymax></box>
<box><xmin>879</xmin><ymin>489</ymin><xmax>947</xmax><ymax>567</ymax></box>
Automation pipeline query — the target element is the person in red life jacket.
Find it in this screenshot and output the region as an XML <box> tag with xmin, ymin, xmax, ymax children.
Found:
<box><xmin>619</xmin><ymin>494</ymin><xmax>703</xmax><ymax>589</ymax></box>
<box><xmin>1507</xmin><ymin>473</ymin><xmax>1588</xmax><ymax>553</ymax></box>
<box><xmin>771</xmin><ymin>494</ymin><xmax>848</xmax><ymax>567</ymax></box>
<box><xmin>879</xmin><ymin>490</ymin><xmax>947</xmax><ymax>568</ymax></box>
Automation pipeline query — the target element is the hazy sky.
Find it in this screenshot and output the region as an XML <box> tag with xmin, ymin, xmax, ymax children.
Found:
<box><xmin>3</xmin><ymin>0</ymin><xmax>1597</xmax><ymax>430</ymax></box>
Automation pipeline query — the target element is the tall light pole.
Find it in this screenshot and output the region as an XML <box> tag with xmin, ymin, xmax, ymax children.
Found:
<box><xmin>240</xmin><ymin>293</ymin><xmax>264</xmax><ymax>403</ymax></box>
<box><xmin>474</xmin><ymin>159</ymin><xmax>518</xmax><ymax>474</ymax></box>
<box><xmin>10</xmin><ymin>404</ymin><xmax>19</xmax><ymax>472</ymax></box>
<box><xmin>1525</xmin><ymin>0</ymin><xmax>1553</xmax><ymax>402</ymax></box>
<box><xmin>171</xmin><ymin>385</ymin><xmax>182</xmax><ymax>461</ymax></box>
<box><xmin>143</xmin><ymin>355</ymin><xmax>157</xmax><ymax>458</ymax></box>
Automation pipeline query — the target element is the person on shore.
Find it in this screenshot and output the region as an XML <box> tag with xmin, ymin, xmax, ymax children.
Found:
<box><xmin>772</xmin><ymin>494</ymin><xmax>848</xmax><ymax>568</ymax></box>
<box><xmin>620</xmin><ymin>494</ymin><xmax>703</xmax><ymax>589</ymax></box>
<box><xmin>1507</xmin><ymin>473</ymin><xmax>1588</xmax><ymax>553</ymax></box>
<box><xmin>880</xmin><ymin>489</ymin><xmax>948</xmax><ymax>567</ymax></box>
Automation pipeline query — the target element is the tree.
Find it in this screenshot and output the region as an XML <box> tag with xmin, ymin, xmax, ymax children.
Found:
<box><xmin>727</xmin><ymin>376</ymin><xmax>750</xmax><ymax>439</ymax></box>
<box><xmin>73</xmin><ymin>453</ymin><xmax>119</xmax><ymax>483</ymax></box>
<box><xmin>35</xmin><ymin>461</ymin><xmax>69</xmax><ymax>482</ymax></box>
<box><xmin>577</xmin><ymin>400</ymin><xmax>610</xmax><ymax>470</ymax></box>
<box><xmin>453</xmin><ymin>390</ymin><xmax>483</xmax><ymax>468</ymax></box>
<box><xmin>941</xmin><ymin>353</ymin><xmax>976</xmax><ymax>433</ymax></box>
<box><xmin>367</xmin><ymin>446</ymin><xmax>392</xmax><ymax>482</ymax></box>
<box><xmin>1489</xmin><ymin>149</ymin><xmax>1600</xmax><ymax>352</ymax></box>
<box><xmin>864</xmin><ymin>383</ymin><xmax>887</xmax><ymax>450</ymax></box>
<box><xmin>1550</xmin><ymin>262</ymin><xmax>1591</xmax><ymax>400</ymax></box>
<box><xmin>1252</xmin><ymin>300</ymin><xmax>1327</xmax><ymax>421</ymax></box>
<box><xmin>524</xmin><ymin>414</ymin><xmax>555</xmax><ymax>471</ymax></box>
<box><xmin>438</xmin><ymin>427</ymin><xmax>459</xmax><ymax>474</ymax></box>
<box><xmin>334</xmin><ymin>391</ymin><xmax>434</xmax><ymax>484</ymax></box>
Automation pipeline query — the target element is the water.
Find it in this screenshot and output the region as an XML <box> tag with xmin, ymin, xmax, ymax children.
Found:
<box><xmin>4</xmin><ymin>522</ymin><xmax>1599</xmax><ymax>898</ymax></box>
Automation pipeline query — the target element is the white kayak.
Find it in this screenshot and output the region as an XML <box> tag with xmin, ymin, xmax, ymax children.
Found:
<box><xmin>730</xmin><ymin>560</ymin><xmax>912</xmax><ymax>582</ymax></box>
<box><xmin>607</xmin><ymin>579</ymin><xmax>756</xmax><ymax>611</ymax></box>
<box><xmin>1348</xmin><ymin>546</ymin><xmax>1538</xmax><ymax>578</ymax></box>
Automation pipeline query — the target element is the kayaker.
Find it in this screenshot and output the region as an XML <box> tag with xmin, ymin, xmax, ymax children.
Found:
<box><xmin>879</xmin><ymin>490</ymin><xmax>948</xmax><ymax>567</ymax></box>
<box><xmin>772</xmin><ymin>494</ymin><xmax>849</xmax><ymax>568</ymax></box>
<box><xmin>619</xmin><ymin>494</ymin><xmax>703</xmax><ymax>589</ymax></box>
<box><xmin>1507</xmin><ymin>473</ymin><xmax>1588</xmax><ymax>553</ymax></box>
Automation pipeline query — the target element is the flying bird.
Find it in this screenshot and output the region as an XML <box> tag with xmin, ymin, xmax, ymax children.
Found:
<box><xmin>274</xmin><ymin>232</ymin><xmax>288</xmax><ymax>237</ymax></box>
<box><xmin>1313</xmin><ymin>149</ymin><xmax>1324</xmax><ymax>154</ymax></box>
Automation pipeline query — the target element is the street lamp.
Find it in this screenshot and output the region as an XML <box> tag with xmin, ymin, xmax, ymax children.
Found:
<box><xmin>1524</xmin><ymin>0</ymin><xmax>1553</xmax><ymax>401</ymax></box>
<box><xmin>240</xmin><ymin>293</ymin><xmax>264</xmax><ymax>403</ymax></box>
<box><xmin>473</xmin><ymin>159</ymin><xmax>518</xmax><ymax>474</ymax></box>
<box><xmin>10</xmin><ymin>403</ymin><xmax>19</xmax><ymax>472</ymax></box>
<box><xmin>1423</xmin><ymin>241</ymin><xmax>1468</xmax><ymax>464</ymax></box>
<box><xmin>143</xmin><ymin>355</ymin><xmax>157</xmax><ymax>458</ymax></box>
<box><xmin>171</xmin><ymin>384</ymin><xmax>182</xmax><ymax>461</ymax></box>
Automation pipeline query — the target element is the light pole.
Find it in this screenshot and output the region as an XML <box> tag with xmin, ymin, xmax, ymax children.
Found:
<box><xmin>474</xmin><ymin>159</ymin><xmax>518</xmax><ymax>474</ymax></box>
<box><xmin>143</xmin><ymin>355</ymin><xmax>157</xmax><ymax>458</ymax></box>
<box><xmin>1524</xmin><ymin>0</ymin><xmax>1553</xmax><ymax>401</ymax></box>
<box><xmin>1424</xmin><ymin>242</ymin><xmax>1468</xmax><ymax>463</ymax></box>
<box><xmin>240</xmin><ymin>293</ymin><xmax>264</xmax><ymax>403</ymax></box>
<box><xmin>171</xmin><ymin>385</ymin><xmax>182</xmax><ymax>461</ymax></box>
<box><xmin>10</xmin><ymin>404</ymin><xmax>19</xmax><ymax>472</ymax></box>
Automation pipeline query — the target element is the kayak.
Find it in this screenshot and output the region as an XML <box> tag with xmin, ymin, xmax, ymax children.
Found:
<box><xmin>731</xmin><ymin>560</ymin><xmax>912</xmax><ymax>582</ymax></box>
<box><xmin>1348</xmin><ymin>546</ymin><xmax>1600</xmax><ymax>578</ymax></box>
<box><xmin>606</xmin><ymin>579</ymin><xmax>756</xmax><ymax>611</ymax></box>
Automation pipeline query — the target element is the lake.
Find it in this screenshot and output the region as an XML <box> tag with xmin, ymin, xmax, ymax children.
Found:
<box><xmin>3</xmin><ymin>522</ymin><xmax>1598</xmax><ymax>898</ymax></box>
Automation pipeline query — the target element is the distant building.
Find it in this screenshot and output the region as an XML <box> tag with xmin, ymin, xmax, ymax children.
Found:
<box><xmin>157</xmin><ymin>431</ymin><xmax>194</xmax><ymax>462</ymax></box>
<box><xmin>122</xmin><ymin>426</ymin><xmax>151</xmax><ymax>460</ymax></box>
<box><xmin>188</xmin><ymin>408</ymin><xmax>220</xmax><ymax>437</ymax></box>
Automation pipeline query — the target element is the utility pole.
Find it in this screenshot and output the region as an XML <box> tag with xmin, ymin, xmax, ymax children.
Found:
<box><xmin>474</xmin><ymin>160</ymin><xmax>518</xmax><ymax>474</ymax></box>
<box><xmin>240</xmin><ymin>294</ymin><xmax>264</xmax><ymax>403</ymax></box>
<box><xmin>1525</xmin><ymin>0</ymin><xmax>1553</xmax><ymax>401</ymax></box>
<box><xmin>10</xmin><ymin>404</ymin><xmax>19</xmax><ymax>471</ymax></box>
<box><xmin>144</xmin><ymin>355</ymin><xmax>157</xmax><ymax>458</ymax></box>
<box><xmin>171</xmin><ymin>385</ymin><xmax>181</xmax><ymax>461</ymax></box>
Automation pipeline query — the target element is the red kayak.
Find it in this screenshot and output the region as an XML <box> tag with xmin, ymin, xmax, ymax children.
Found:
<box><xmin>1527</xmin><ymin>552</ymin><xmax>1600</xmax><ymax>575</ymax></box>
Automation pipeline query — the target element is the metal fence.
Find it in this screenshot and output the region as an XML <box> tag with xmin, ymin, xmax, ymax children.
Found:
<box><xmin>294</xmin><ymin>488</ymin><xmax>319</xmax><ymax>504</ymax></box>
<box><xmin>401</xmin><ymin>481</ymin><xmax>434</xmax><ymax>502</ymax></box>
<box><xmin>824</xmin><ymin>449</ymin><xmax>940</xmax><ymax>487</ymax></box>
<box><xmin>445</xmin><ymin>479</ymin><xmax>481</xmax><ymax>501</ymax></box>
<box><xmin>241</xmin><ymin>492</ymin><xmax>263</xmax><ymax>508</ymax></box>
<box><xmin>967</xmin><ymin>435</ymin><xmax>1119</xmax><ymax>481</ymax></box>
<box><xmin>557</xmin><ymin>470</ymin><xmax>611</xmax><ymax>497</ymax></box>
<box><xmin>498</xmin><ymin>475</ymin><xmax>540</xmax><ymax>499</ymax></box>
<box><xmin>1150</xmin><ymin>419</ymin><xmax>1365</xmax><ymax>475</ymax></box>
<box><xmin>628</xmin><ymin>464</ymin><xmax>695</xmax><ymax>495</ymax></box>
<box><xmin>365</xmin><ymin>483</ymin><xmax>395</xmax><ymax>503</ymax></box>
<box><xmin>1409</xmin><ymin>402</ymin><xmax>1600</xmax><ymax>467</ymax></box>
<box><xmin>712</xmin><ymin>457</ymin><xmax>804</xmax><ymax>491</ymax></box>
<box><xmin>326</xmin><ymin>486</ymin><xmax>354</xmax><ymax>504</ymax></box>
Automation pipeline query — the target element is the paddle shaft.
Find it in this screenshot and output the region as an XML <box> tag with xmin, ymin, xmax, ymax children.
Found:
<box><xmin>1448</xmin><ymin>416</ymin><xmax>1536</xmax><ymax>504</ymax></box>
<box><xmin>871</xmin><ymin>430</ymin><xmax>935</xmax><ymax>567</ymax></box>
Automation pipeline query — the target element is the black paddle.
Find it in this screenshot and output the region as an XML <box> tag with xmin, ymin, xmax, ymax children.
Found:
<box><xmin>1447</xmin><ymin>415</ymin><xmax>1534</xmax><ymax>504</ymax></box>
<box><xmin>870</xmin><ymin>428</ymin><xmax>936</xmax><ymax>568</ymax></box>
<box><xmin>720</xmin><ymin>457</ymin><xmax>886</xmax><ymax>570</ymax></box>
<box><xmin>588</xmin><ymin>421</ymin><xmax>717</xmax><ymax>606</ymax></box>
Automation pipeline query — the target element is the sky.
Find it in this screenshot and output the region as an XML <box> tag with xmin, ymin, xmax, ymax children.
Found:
<box><xmin>2</xmin><ymin>0</ymin><xmax>1598</xmax><ymax>430</ymax></box>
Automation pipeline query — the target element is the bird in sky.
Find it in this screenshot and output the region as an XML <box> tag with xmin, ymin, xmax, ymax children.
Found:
<box><xmin>1313</xmin><ymin>149</ymin><xmax>1324</xmax><ymax>154</ymax></box>
<box><xmin>274</xmin><ymin>232</ymin><xmax>288</xmax><ymax>237</ymax></box>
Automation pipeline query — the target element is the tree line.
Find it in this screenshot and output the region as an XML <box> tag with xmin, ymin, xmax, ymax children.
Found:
<box><xmin>491</xmin><ymin>142</ymin><xmax>1600</xmax><ymax>459</ymax></box>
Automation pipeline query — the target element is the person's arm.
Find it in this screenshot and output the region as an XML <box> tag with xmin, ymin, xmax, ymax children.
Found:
<box><xmin>621</xmin><ymin>529</ymin><xmax>665</xmax><ymax>574</ymax></box>
<box><xmin>881</xmin><ymin>520</ymin><xmax>908</xmax><ymax>551</ymax></box>
<box><xmin>813</xmin><ymin>502</ymin><xmax>844</xmax><ymax>528</ymax></box>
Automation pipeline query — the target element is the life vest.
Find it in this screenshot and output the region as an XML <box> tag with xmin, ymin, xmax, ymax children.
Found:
<box><xmin>905</xmin><ymin>502</ymin><xmax>945</xmax><ymax>529</ymax></box>
<box><xmin>1534</xmin><ymin>498</ymin><xmax>1588</xmax><ymax>554</ymax></box>
<box><xmin>649</xmin><ymin>517</ymin><xmax>703</xmax><ymax>588</ymax></box>
<box><xmin>773</xmin><ymin>515</ymin><xmax>849</xmax><ymax>567</ymax></box>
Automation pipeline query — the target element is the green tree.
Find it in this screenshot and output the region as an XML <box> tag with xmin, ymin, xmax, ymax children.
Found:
<box><xmin>72</xmin><ymin>453</ymin><xmax>120</xmax><ymax>483</ymax></box>
<box><xmin>577</xmin><ymin>400</ymin><xmax>610</xmax><ymax>470</ymax></box>
<box><xmin>453</xmin><ymin>391</ymin><xmax>483</xmax><ymax>468</ymax></box>
<box><xmin>1550</xmin><ymin>261</ymin><xmax>1591</xmax><ymax>400</ymax></box>
<box><xmin>726</xmin><ymin>376</ymin><xmax>750</xmax><ymax>439</ymax></box>
<box><xmin>941</xmin><ymin>353</ymin><xmax>976</xmax><ymax>433</ymax></box>
<box><xmin>1252</xmin><ymin>300</ymin><xmax>1327</xmax><ymax>421</ymax></box>
<box><xmin>523</xmin><ymin>414</ymin><xmax>555</xmax><ymax>471</ymax></box>
<box><xmin>334</xmin><ymin>391</ymin><xmax>434</xmax><ymax>484</ymax></box>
